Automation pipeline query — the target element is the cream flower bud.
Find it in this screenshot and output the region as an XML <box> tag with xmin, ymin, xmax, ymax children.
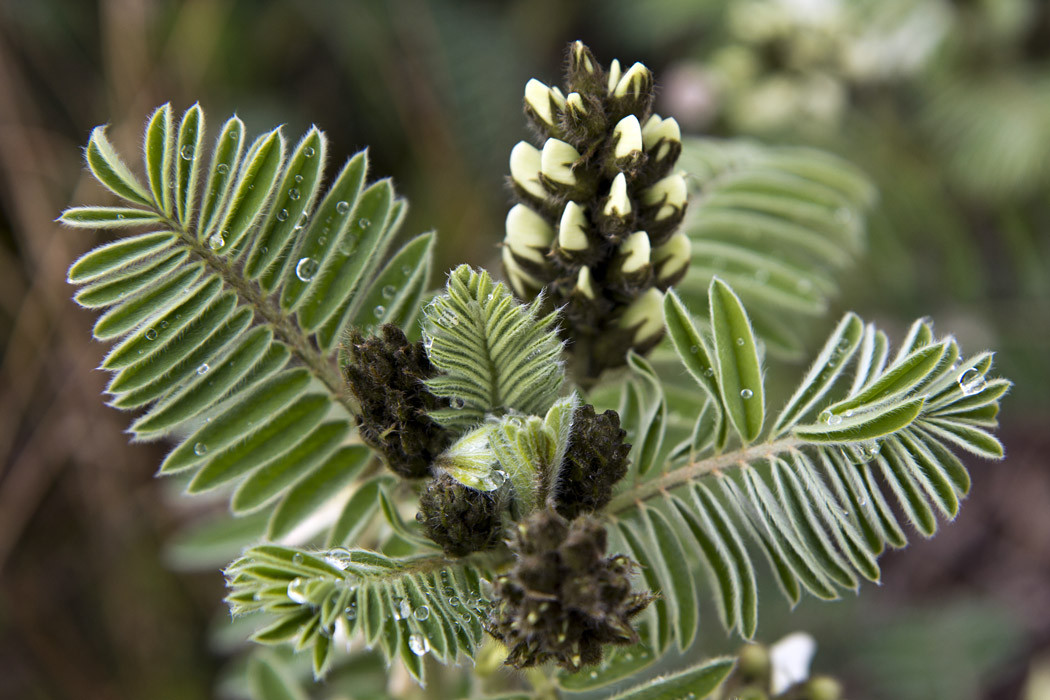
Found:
<box><xmin>652</xmin><ymin>231</ymin><xmax>691</xmax><ymax>286</ymax></box>
<box><xmin>642</xmin><ymin>115</ymin><xmax>682</xmax><ymax>160</ymax></box>
<box><xmin>602</xmin><ymin>173</ymin><xmax>632</xmax><ymax>218</ymax></box>
<box><xmin>619</xmin><ymin>288</ymin><xmax>665</xmax><ymax>346</ymax></box>
<box><xmin>505</xmin><ymin>204</ymin><xmax>554</xmax><ymax>264</ymax></box>
<box><xmin>618</xmin><ymin>231</ymin><xmax>651</xmax><ymax>274</ymax></box>
<box><xmin>502</xmin><ymin>246</ymin><xmax>543</xmax><ymax>298</ymax></box>
<box><xmin>565</xmin><ymin>92</ymin><xmax>587</xmax><ymax>118</ymax></box>
<box><xmin>540</xmin><ymin>138</ymin><xmax>581</xmax><ymax>187</ymax></box>
<box><xmin>606</xmin><ymin>59</ymin><xmax>622</xmax><ymax>94</ymax></box>
<box><xmin>510</xmin><ymin>141</ymin><xmax>545</xmax><ymax>201</ymax></box>
<box><xmin>525</xmin><ymin>79</ymin><xmax>558</xmax><ymax>129</ymax></box>
<box><xmin>575</xmin><ymin>266</ymin><xmax>596</xmax><ymax>300</ymax></box>
<box><xmin>558</xmin><ymin>201</ymin><xmax>589</xmax><ymax>252</ymax></box>
<box><xmin>642</xmin><ymin>173</ymin><xmax>687</xmax><ymax>221</ymax></box>
<box><xmin>612</xmin><ymin>115</ymin><xmax>643</xmax><ymax>160</ymax></box>
<box><xmin>613</xmin><ymin>62</ymin><xmax>652</xmax><ymax>99</ymax></box>
<box><xmin>571</xmin><ymin>40</ymin><xmax>596</xmax><ymax>76</ymax></box>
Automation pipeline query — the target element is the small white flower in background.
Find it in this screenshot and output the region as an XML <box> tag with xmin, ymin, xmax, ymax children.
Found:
<box><xmin>769</xmin><ymin>631</ymin><xmax>818</xmax><ymax>694</ymax></box>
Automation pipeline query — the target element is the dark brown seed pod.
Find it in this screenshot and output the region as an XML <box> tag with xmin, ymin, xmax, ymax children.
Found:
<box><xmin>342</xmin><ymin>323</ymin><xmax>451</xmax><ymax>479</ymax></box>
<box><xmin>416</xmin><ymin>472</ymin><xmax>505</xmax><ymax>557</ymax></box>
<box><xmin>553</xmin><ymin>404</ymin><xmax>631</xmax><ymax>520</ymax></box>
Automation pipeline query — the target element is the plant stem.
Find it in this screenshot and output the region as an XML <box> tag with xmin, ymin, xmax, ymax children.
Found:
<box><xmin>607</xmin><ymin>437</ymin><xmax>802</xmax><ymax>514</ymax></box>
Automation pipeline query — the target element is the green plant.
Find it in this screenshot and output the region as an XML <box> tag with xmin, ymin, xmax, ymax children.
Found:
<box><xmin>61</xmin><ymin>41</ymin><xmax>1008</xmax><ymax>699</ymax></box>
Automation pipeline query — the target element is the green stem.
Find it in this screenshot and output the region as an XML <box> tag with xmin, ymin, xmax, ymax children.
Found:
<box><xmin>607</xmin><ymin>436</ymin><xmax>802</xmax><ymax>514</ymax></box>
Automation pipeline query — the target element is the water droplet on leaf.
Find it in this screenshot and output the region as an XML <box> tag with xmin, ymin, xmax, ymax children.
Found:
<box><xmin>958</xmin><ymin>368</ymin><xmax>987</xmax><ymax>396</ymax></box>
<box><xmin>276</xmin><ymin>208</ymin><xmax>289</xmax><ymax>222</ymax></box>
<box><xmin>382</xmin><ymin>285</ymin><xmax>396</xmax><ymax>299</ymax></box>
<box><xmin>144</xmin><ymin>328</ymin><xmax>158</xmax><ymax>341</ymax></box>
<box><xmin>216</xmin><ymin>163</ymin><xmax>229</xmax><ymax>175</ymax></box>
<box><xmin>304</xmin><ymin>146</ymin><xmax>315</xmax><ymax>158</ymax></box>
<box><xmin>408</xmin><ymin>633</ymin><xmax>430</xmax><ymax>656</ymax></box>
<box><xmin>373</xmin><ymin>305</ymin><xmax>386</xmax><ymax>318</ymax></box>
<box><xmin>288</xmin><ymin>188</ymin><xmax>301</xmax><ymax>201</ymax></box>
<box><xmin>740</xmin><ymin>388</ymin><xmax>753</xmax><ymax>399</ymax></box>
<box><xmin>287</xmin><ymin>577</ymin><xmax>307</xmax><ymax>604</ymax></box>
<box><xmin>180</xmin><ymin>144</ymin><xmax>194</xmax><ymax>160</ymax></box>
<box><xmin>197</xmin><ymin>363</ymin><xmax>210</xmax><ymax>375</ymax></box>
<box><xmin>295</xmin><ymin>257</ymin><xmax>318</xmax><ymax>281</ymax></box>
<box><xmin>193</xmin><ymin>442</ymin><xmax>208</xmax><ymax>456</ymax></box>
<box><xmin>336</xmin><ymin>200</ymin><xmax>350</xmax><ymax>214</ymax></box>
<box><xmin>414</xmin><ymin>605</ymin><xmax>430</xmax><ymax>621</ymax></box>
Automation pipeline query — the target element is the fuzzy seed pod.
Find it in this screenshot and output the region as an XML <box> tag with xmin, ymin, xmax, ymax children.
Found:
<box><xmin>502</xmin><ymin>41</ymin><xmax>690</xmax><ymax>379</ymax></box>
<box><xmin>485</xmin><ymin>510</ymin><xmax>653</xmax><ymax>671</ymax></box>
<box><xmin>416</xmin><ymin>472</ymin><xmax>505</xmax><ymax>557</ymax></box>
<box><xmin>553</xmin><ymin>404</ymin><xmax>631</xmax><ymax>520</ymax></box>
<box><xmin>342</xmin><ymin>324</ymin><xmax>451</xmax><ymax>479</ymax></box>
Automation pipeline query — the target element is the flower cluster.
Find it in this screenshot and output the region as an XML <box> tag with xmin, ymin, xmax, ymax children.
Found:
<box><xmin>342</xmin><ymin>324</ymin><xmax>452</xmax><ymax>479</ymax></box>
<box><xmin>485</xmin><ymin>509</ymin><xmax>653</xmax><ymax>671</ymax></box>
<box><xmin>503</xmin><ymin>41</ymin><xmax>690</xmax><ymax>378</ymax></box>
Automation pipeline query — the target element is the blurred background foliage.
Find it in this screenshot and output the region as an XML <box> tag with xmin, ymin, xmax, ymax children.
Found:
<box><xmin>0</xmin><ymin>0</ymin><xmax>1047</xmax><ymax>698</ymax></box>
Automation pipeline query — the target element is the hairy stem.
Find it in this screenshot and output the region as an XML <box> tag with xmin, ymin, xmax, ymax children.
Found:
<box><xmin>607</xmin><ymin>436</ymin><xmax>802</xmax><ymax>514</ymax></box>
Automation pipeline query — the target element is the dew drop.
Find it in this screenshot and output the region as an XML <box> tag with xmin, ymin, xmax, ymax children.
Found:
<box><xmin>450</xmin><ymin>397</ymin><xmax>465</xmax><ymax>410</ymax></box>
<box><xmin>740</xmin><ymin>388</ymin><xmax>753</xmax><ymax>399</ymax></box>
<box><xmin>382</xmin><ymin>285</ymin><xmax>396</xmax><ymax>299</ymax></box>
<box><xmin>336</xmin><ymin>200</ymin><xmax>350</xmax><ymax>214</ymax></box>
<box><xmin>159</xmin><ymin>320</ymin><xmax>169</xmax><ymax>329</ymax></box>
<box><xmin>819</xmin><ymin>410</ymin><xmax>842</xmax><ymax>426</ymax></box>
<box><xmin>180</xmin><ymin>144</ymin><xmax>194</xmax><ymax>160</ymax></box>
<box><xmin>116</xmin><ymin>213</ymin><xmax>126</xmax><ymax>220</ymax></box>
<box><xmin>704</xmin><ymin>367</ymin><xmax>715</xmax><ymax>377</ymax></box>
<box><xmin>296</xmin><ymin>213</ymin><xmax>309</xmax><ymax>230</ymax></box>
<box><xmin>196</xmin><ymin>363</ymin><xmax>210</xmax><ymax>375</ymax></box>
<box><xmin>414</xmin><ymin>605</ymin><xmax>430</xmax><ymax>621</ymax></box>
<box><xmin>286</xmin><ymin>577</ymin><xmax>307</xmax><ymax>604</ymax></box>
<box><xmin>842</xmin><ymin>440</ymin><xmax>881</xmax><ymax>465</ymax></box>
<box><xmin>689</xmin><ymin>345</ymin><xmax>698</xmax><ymax>354</ymax></box>
<box><xmin>448</xmin><ymin>596</ymin><xmax>460</xmax><ymax>607</ymax></box>
<box><xmin>144</xmin><ymin>328</ymin><xmax>158</xmax><ymax>341</ymax></box>
<box><xmin>276</xmin><ymin>208</ymin><xmax>289</xmax><ymax>222</ymax></box>
<box><xmin>193</xmin><ymin>442</ymin><xmax>208</xmax><ymax>456</ymax></box>
<box><xmin>292</xmin><ymin>552</ymin><xmax>304</xmax><ymax>565</ymax></box>
<box><xmin>373</xmin><ymin>305</ymin><xmax>386</xmax><ymax>318</ymax></box>
<box><xmin>736</xmin><ymin>337</ymin><xmax>745</xmax><ymax>346</ymax></box>
<box><xmin>288</xmin><ymin>188</ymin><xmax>301</xmax><ymax>201</ymax></box>
<box><xmin>293</xmin><ymin>173</ymin><xmax>303</xmax><ymax>184</ymax></box>
<box><xmin>358</xmin><ymin>217</ymin><xmax>371</xmax><ymax>229</ymax></box>
<box><xmin>408</xmin><ymin>633</ymin><xmax>430</xmax><ymax>656</ymax></box>
<box><xmin>304</xmin><ymin>146</ymin><xmax>316</xmax><ymax>158</ymax></box>
<box><xmin>229</xmin><ymin>130</ymin><xmax>239</xmax><ymax>141</ymax></box>
<box><xmin>958</xmin><ymin>368</ymin><xmax>987</xmax><ymax>396</ymax></box>
<box><xmin>401</xmin><ymin>264</ymin><xmax>413</xmax><ymax>275</ymax></box>
<box><xmin>398</xmin><ymin>598</ymin><xmax>412</xmax><ymax>620</ymax></box>
<box><xmin>295</xmin><ymin>257</ymin><xmax>318</xmax><ymax>281</ymax></box>
<box><xmin>345</xmin><ymin>603</ymin><xmax>358</xmax><ymax>621</ymax></box>
<box><xmin>207</xmin><ymin>232</ymin><xmax>225</xmax><ymax>250</ymax></box>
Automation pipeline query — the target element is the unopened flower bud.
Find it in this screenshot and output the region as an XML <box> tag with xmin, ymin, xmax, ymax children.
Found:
<box><xmin>619</xmin><ymin>287</ymin><xmax>664</xmax><ymax>348</ymax></box>
<box><xmin>641</xmin><ymin>172</ymin><xmax>687</xmax><ymax>240</ymax></box>
<box><xmin>574</xmin><ymin>266</ymin><xmax>596</xmax><ymax>300</ymax></box>
<box><xmin>602</xmin><ymin>172</ymin><xmax>632</xmax><ymax>218</ymax></box>
<box><xmin>524</xmin><ymin>79</ymin><xmax>563</xmax><ymax>134</ymax></box>
<box><xmin>609</xmin><ymin>62</ymin><xmax>654</xmax><ymax>120</ymax></box>
<box><xmin>618</xmin><ymin>231</ymin><xmax>650</xmax><ymax>274</ymax></box>
<box><xmin>506</xmin><ymin>204</ymin><xmax>555</xmax><ymax>265</ymax></box>
<box><xmin>561</xmin><ymin>91</ymin><xmax>607</xmax><ymax>147</ymax></box>
<box><xmin>612</xmin><ymin>116</ymin><xmax>642</xmax><ymax>159</ymax></box>
<box><xmin>557</xmin><ymin>201</ymin><xmax>590</xmax><ymax>253</ymax></box>
<box><xmin>652</xmin><ymin>231</ymin><xmax>691</xmax><ymax>288</ymax></box>
<box><xmin>567</xmin><ymin>40</ymin><xmax>604</xmax><ymax>96</ymax></box>
<box><xmin>510</xmin><ymin>141</ymin><xmax>546</xmax><ymax>203</ymax></box>
<box><xmin>540</xmin><ymin>138</ymin><xmax>581</xmax><ymax>189</ymax></box>
<box><xmin>609</xmin><ymin>231</ymin><xmax>653</xmax><ymax>294</ymax></box>
<box><xmin>502</xmin><ymin>246</ymin><xmax>544</xmax><ymax>299</ymax></box>
<box><xmin>606</xmin><ymin>59</ymin><xmax>622</xmax><ymax>94</ymax></box>
<box><xmin>641</xmin><ymin>115</ymin><xmax>682</xmax><ymax>181</ymax></box>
